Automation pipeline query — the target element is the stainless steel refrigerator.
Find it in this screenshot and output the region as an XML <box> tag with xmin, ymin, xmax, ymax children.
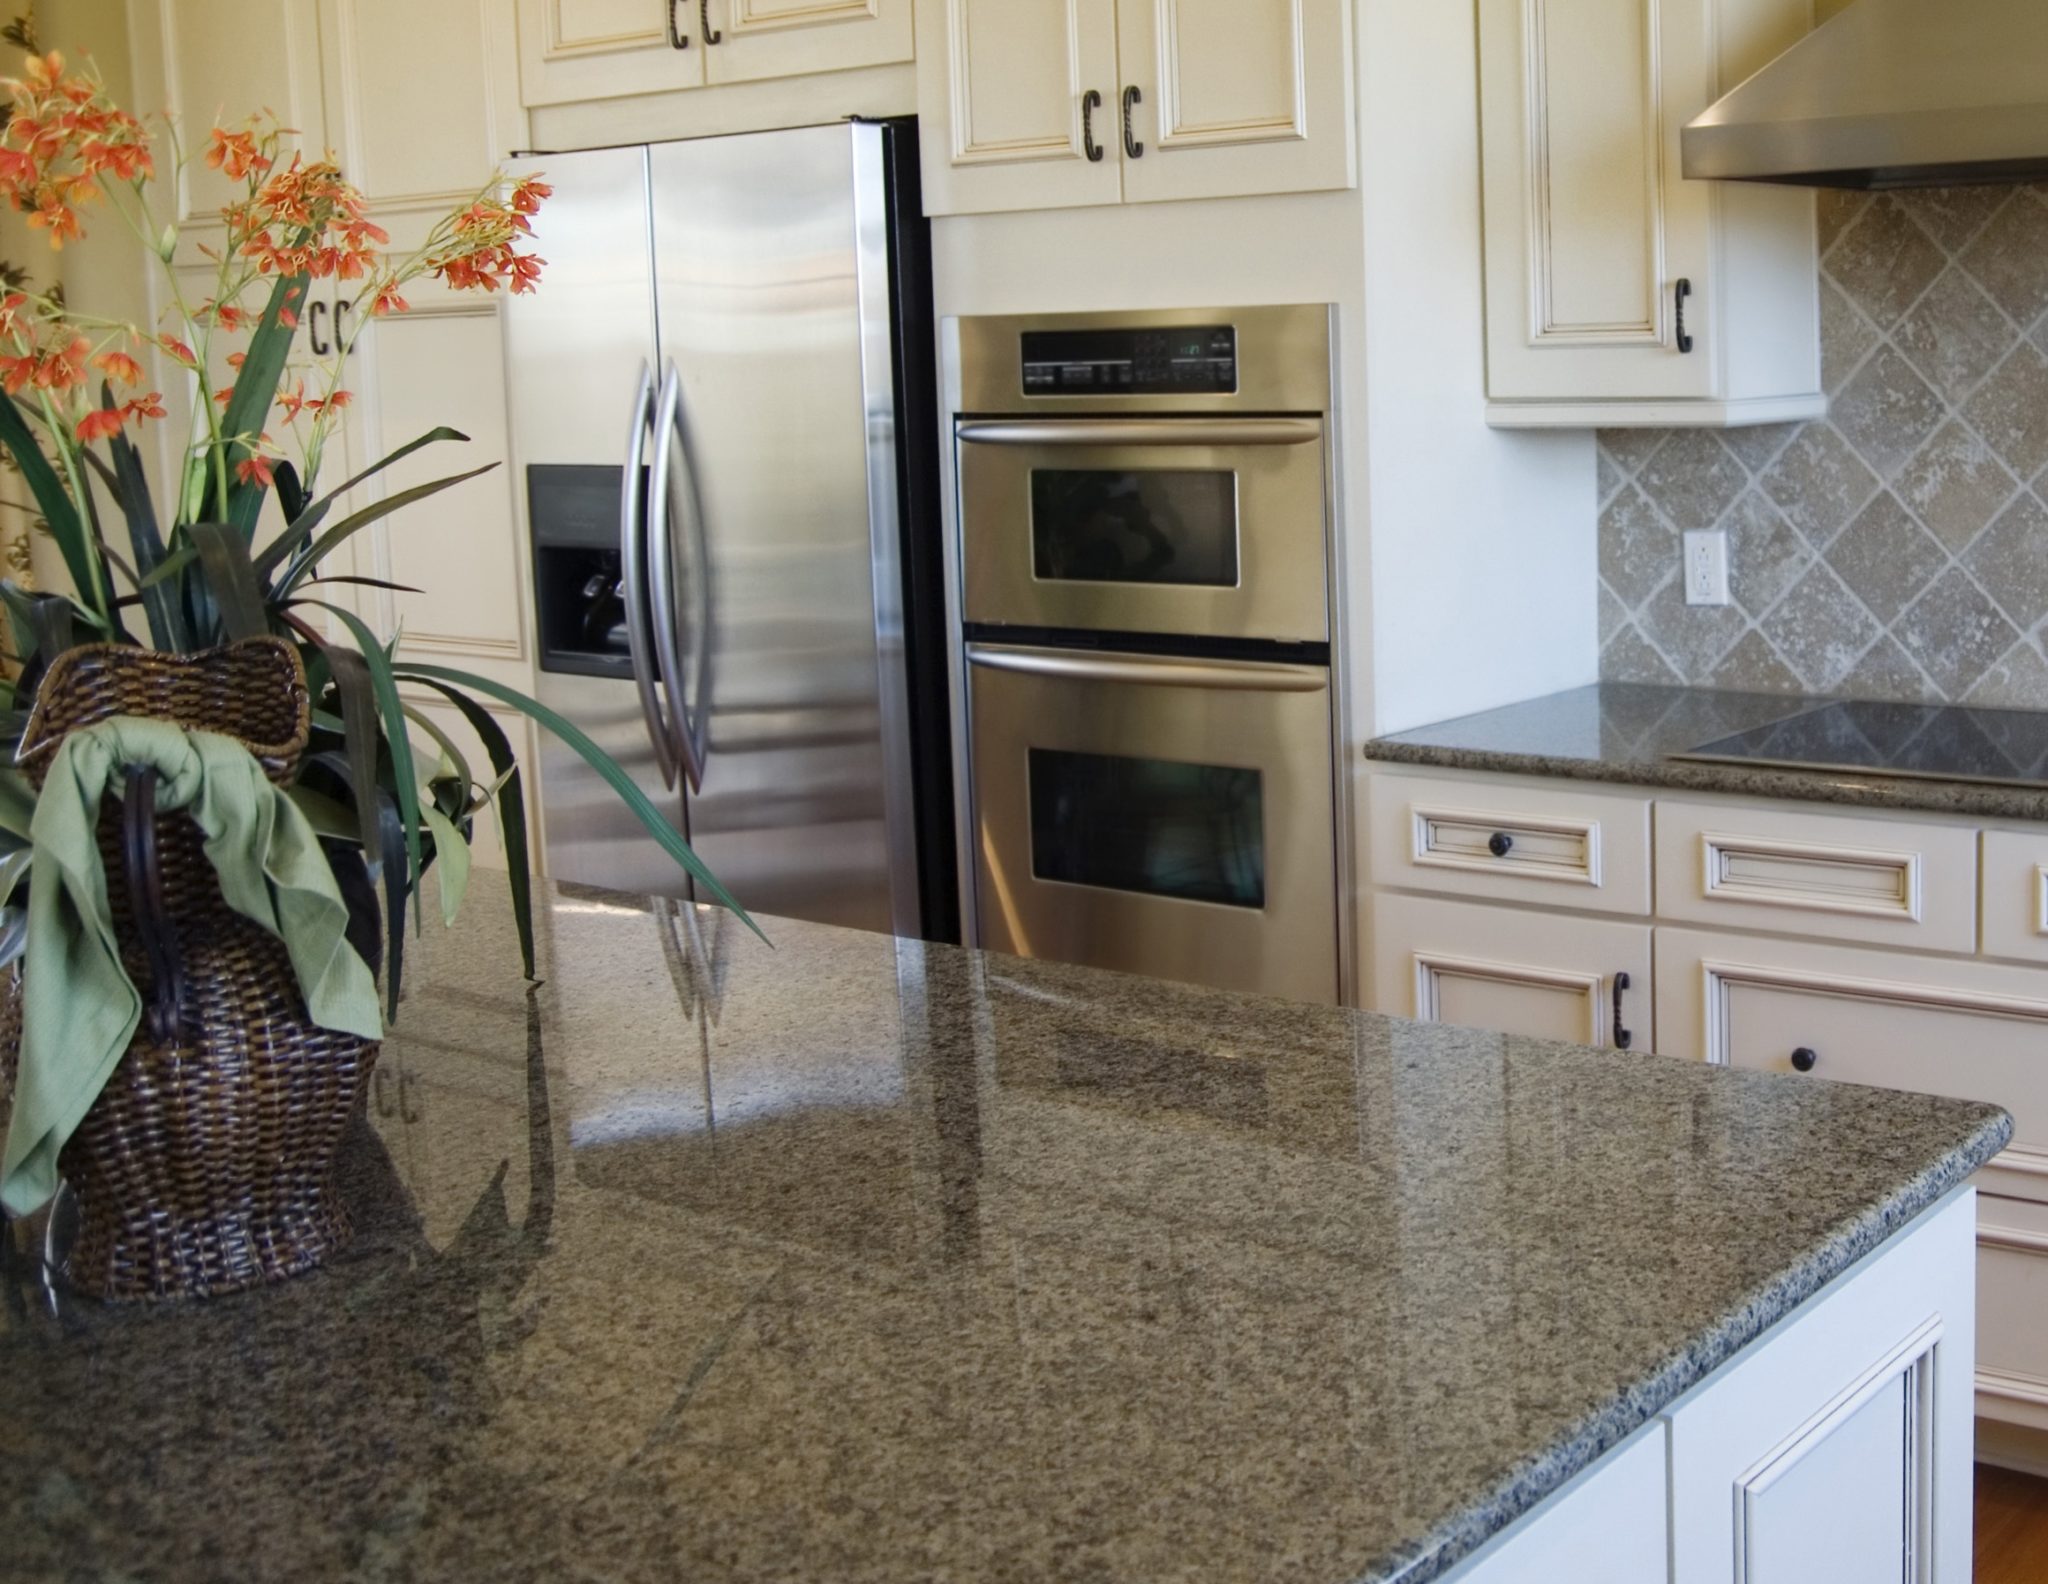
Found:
<box><xmin>506</xmin><ymin>120</ymin><xmax>955</xmax><ymax>940</ymax></box>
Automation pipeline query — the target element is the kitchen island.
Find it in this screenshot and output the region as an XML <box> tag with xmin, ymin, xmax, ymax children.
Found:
<box><xmin>0</xmin><ymin>873</ymin><xmax>2010</xmax><ymax>1583</ymax></box>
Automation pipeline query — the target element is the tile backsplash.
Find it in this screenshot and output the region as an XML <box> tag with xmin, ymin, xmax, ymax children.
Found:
<box><xmin>1598</xmin><ymin>185</ymin><xmax>2048</xmax><ymax>708</ymax></box>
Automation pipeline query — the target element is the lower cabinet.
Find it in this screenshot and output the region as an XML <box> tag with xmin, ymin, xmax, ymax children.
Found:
<box><xmin>1976</xmin><ymin>1194</ymin><xmax>2048</xmax><ymax>1434</ymax></box>
<box><xmin>1444</xmin><ymin>1190</ymin><xmax>1976</xmax><ymax>1583</ymax></box>
<box><xmin>1371</xmin><ymin>892</ymin><xmax>1650</xmax><ymax>1050</ymax></box>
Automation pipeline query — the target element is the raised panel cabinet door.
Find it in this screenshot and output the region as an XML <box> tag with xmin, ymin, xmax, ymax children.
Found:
<box><xmin>1112</xmin><ymin>0</ymin><xmax>1354</xmax><ymax>204</ymax></box>
<box><xmin>515</xmin><ymin>0</ymin><xmax>707</xmax><ymax>106</ymax></box>
<box><xmin>703</xmin><ymin>0</ymin><xmax>914</xmax><ymax>85</ymax></box>
<box><xmin>913</xmin><ymin>0</ymin><xmax>1122</xmax><ymax>215</ymax></box>
<box><xmin>1478</xmin><ymin>0</ymin><xmax>1714</xmax><ymax>407</ymax></box>
<box><xmin>1371</xmin><ymin>893</ymin><xmax>1650</xmax><ymax>1049</ymax></box>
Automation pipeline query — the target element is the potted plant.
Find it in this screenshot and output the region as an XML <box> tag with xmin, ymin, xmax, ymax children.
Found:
<box><xmin>0</xmin><ymin>51</ymin><xmax>744</xmax><ymax>1298</ymax></box>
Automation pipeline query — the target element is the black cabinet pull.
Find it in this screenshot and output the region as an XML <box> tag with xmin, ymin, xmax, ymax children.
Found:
<box><xmin>1612</xmin><ymin>970</ymin><xmax>1634</xmax><ymax>1051</ymax></box>
<box><xmin>667</xmin><ymin>0</ymin><xmax>689</xmax><ymax>48</ymax></box>
<box><xmin>1082</xmin><ymin>89</ymin><xmax>1104</xmax><ymax>162</ymax></box>
<box><xmin>1674</xmin><ymin>278</ymin><xmax>1695</xmax><ymax>354</ymax></box>
<box><xmin>1791</xmin><ymin>1046</ymin><xmax>1818</xmax><ymax>1073</ymax></box>
<box><xmin>701</xmin><ymin>0</ymin><xmax>720</xmax><ymax>44</ymax></box>
<box><xmin>1122</xmin><ymin>84</ymin><xmax>1144</xmax><ymax>159</ymax></box>
<box><xmin>1487</xmin><ymin>831</ymin><xmax>1514</xmax><ymax>858</ymax></box>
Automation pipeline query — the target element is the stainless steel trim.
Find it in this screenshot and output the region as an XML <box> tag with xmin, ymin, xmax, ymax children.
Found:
<box><xmin>649</xmin><ymin>360</ymin><xmax>709</xmax><ymax>792</ymax></box>
<box><xmin>956</xmin><ymin>418</ymin><xmax>1322</xmax><ymax>448</ymax></box>
<box><xmin>955</xmin><ymin>304</ymin><xmax>1333</xmax><ymax>414</ymax></box>
<box><xmin>1682</xmin><ymin>0</ymin><xmax>2048</xmax><ymax>190</ymax></box>
<box><xmin>966</xmin><ymin>643</ymin><xmax>1327</xmax><ymax>694</ymax></box>
<box><xmin>850</xmin><ymin>123</ymin><xmax>922</xmax><ymax>942</ymax></box>
<box><xmin>619</xmin><ymin>361</ymin><xmax>676</xmax><ymax>789</ymax></box>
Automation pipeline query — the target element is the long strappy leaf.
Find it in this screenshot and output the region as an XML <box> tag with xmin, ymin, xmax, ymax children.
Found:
<box><xmin>274</xmin><ymin>462</ymin><xmax>500</xmax><ymax>595</ymax></box>
<box><xmin>253</xmin><ymin>425</ymin><xmax>470</xmax><ymax>577</ymax></box>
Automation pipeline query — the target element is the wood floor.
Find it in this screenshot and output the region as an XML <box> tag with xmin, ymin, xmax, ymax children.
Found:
<box><xmin>1977</xmin><ymin>1464</ymin><xmax>2048</xmax><ymax>1583</ymax></box>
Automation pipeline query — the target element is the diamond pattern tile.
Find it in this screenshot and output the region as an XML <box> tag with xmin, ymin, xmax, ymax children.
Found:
<box><xmin>1601</xmin><ymin>190</ymin><xmax>2048</xmax><ymax>708</ymax></box>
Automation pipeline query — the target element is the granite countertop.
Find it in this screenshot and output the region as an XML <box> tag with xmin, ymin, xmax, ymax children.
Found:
<box><xmin>1365</xmin><ymin>681</ymin><xmax>2048</xmax><ymax>821</ymax></box>
<box><xmin>1</xmin><ymin>873</ymin><xmax>2011</xmax><ymax>1584</ymax></box>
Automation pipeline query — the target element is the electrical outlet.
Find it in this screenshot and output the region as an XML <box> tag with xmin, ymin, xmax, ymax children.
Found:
<box><xmin>1684</xmin><ymin>530</ymin><xmax>1730</xmax><ymax>607</ymax></box>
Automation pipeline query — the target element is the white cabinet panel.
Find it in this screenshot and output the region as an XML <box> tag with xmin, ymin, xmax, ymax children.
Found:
<box><xmin>517</xmin><ymin>0</ymin><xmax>705</xmax><ymax>105</ymax></box>
<box><xmin>1114</xmin><ymin>0</ymin><xmax>1354</xmax><ymax>204</ymax></box>
<box><xmin>1976</xmin><ymin>1195</ymin><xmax>2048</xmax><ymax>1434</ymax></box>
<box><xmin>1654</xmin><ymin>798</ymin><xmax>1980</xmax><ymax>954</ymax></box>
<box><xmin>1447</xmin><ymin>1424</ymin><xmax>1667</xmax><ymax>1583</ymax></box>
<box><xmin>705</xmin><ymin>0</ymin><xmax>913</xmax><ymax>85</ymax></box>
<box><xmin>1983</xmin><ymin>829</ymin><xmax>2048</xmax><ymax>967</ymax></box>
<box><xmin>1478</xmin><ymin>0</ymin><xmax>1823</xmax><ymax>427</ymax></box>
<box><xmin>1373</xmin><ymin>893</ymin><xmax>1650</xmax><ymax>1049</ymax></box>
<box><xmin>914</xmin><ymin>0</ymin><xmax>1122</xmax><ymax>215</ymax></box>
<box><xmin>1368</xmin><ymin>769</ymin><xmax>1652</xmax><ymax>915</ymax></box>
<box><xmin>1654</xmin><ymin>927</ymin><xmax>2048</xmax><ymax>1204</ymax></box>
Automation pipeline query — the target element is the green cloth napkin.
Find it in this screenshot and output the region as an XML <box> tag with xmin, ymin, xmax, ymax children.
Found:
<box><xmin>0</xmin><ymin>716</ymin><xmax>382</xmax><ymax>1216</ymax></box>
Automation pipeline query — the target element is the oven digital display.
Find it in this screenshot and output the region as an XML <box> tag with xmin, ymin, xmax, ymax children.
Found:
<box><xmin>1021</xmin><ymin>326</ymin><xmax>1237</xmax><ymax>395</ymax></box>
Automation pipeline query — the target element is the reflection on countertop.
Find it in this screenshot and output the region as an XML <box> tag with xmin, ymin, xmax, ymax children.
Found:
<box><xmin>0</xmin><ymin>872</ymin><xmax>2010</xmax><ymax>1584</ymax></box>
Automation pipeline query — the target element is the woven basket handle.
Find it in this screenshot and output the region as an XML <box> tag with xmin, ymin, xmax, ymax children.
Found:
<box><xmin>121</xmin><ymin>764</ymin><xmax>187</xmax><ymax>1045</ymax></box>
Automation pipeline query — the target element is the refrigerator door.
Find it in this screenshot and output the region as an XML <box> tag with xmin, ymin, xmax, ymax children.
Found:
<box><xmin>507</xmin><ymin>145</ymin><xmax>695</xmax><ymax>899</ymax></box>
<box><xmin>648</xmin><ymin>123</ymin><xmax>914</xmax><ymax>935</ymax></box>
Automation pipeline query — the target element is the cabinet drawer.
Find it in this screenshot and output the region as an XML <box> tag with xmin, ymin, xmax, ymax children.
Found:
<box><xmin>1978</xmin><ymin>1195</ymin><xmax>2048</xmax><ymax>1430</ymax></box>
<box><xmin>1984</xmin><ymin>829</ymin><xmax>2048</xmax><ymax>966</ymax></box>
<box><xmin>1373</xmin><ymin>893</ymin><xmax>1650</xmax><ymax>1049</ymax></box>
<box><xmin>1368</xmin><ymin>771</ymin><xmax>1651</xmax><ymax>915</ymax></box>
<box><xmin>1655</xmin><ymin>799</ymin><xmax>1978</xmax><ymax>953</ymax></box>
<box><xmin>1655</xmin><ymin>928</ymin><xmax>2047</xmax><ymax>1203</ymax></box>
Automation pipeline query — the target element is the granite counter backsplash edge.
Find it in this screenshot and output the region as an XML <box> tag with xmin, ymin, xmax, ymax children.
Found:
<box><xmin>1364</xmin><ymin>737</ymin><xmax>2048</xmax><ymax>824</ymax></box>
<box><xmin>1385</xmin><ymin>1101</ymin><xmax>2011</xmax><ymax>1584</ymax></box>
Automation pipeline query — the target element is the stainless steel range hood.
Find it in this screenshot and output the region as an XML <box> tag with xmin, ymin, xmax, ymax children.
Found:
<box><xmin>1683</xmin><ymin>0</ymin><xmax>2048</xmax><ymax>190</ymax></box>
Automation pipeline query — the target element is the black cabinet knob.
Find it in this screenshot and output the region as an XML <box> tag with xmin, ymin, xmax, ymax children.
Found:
<box><xmin>1791</xmin><ymin>1046</ymin><xmax>1819</xmax><ymax>1073</ymax></box>
<box><xmin>1488</xmin><ymin>832</ymin><xmax>1514</xmax><ymax>858</ymax></box>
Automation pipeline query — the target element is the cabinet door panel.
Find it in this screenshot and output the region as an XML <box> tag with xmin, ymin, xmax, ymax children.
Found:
<box><xmin>705</xmin><ymin>0</ymin><xmax>913</xmax><ymax>85</ymax></box>
<box><xmin>1115</xmin><ymin>0</ymin><xmax>1354</xmax><ymax>203</ymax></box>
<box><xmin>1372</xmin><ymin>893</ymin><xmax>1649</xmax><ymax>1049</ymax></box>
<box><xmin>1740</xmin><ymin>1373</ymin><xmax>1908</xmax><ymax>1584</ymax></box>
<box><xmin>517</xmin><ymin>0</ymin><xmax>705</xmax><ymax>106</ymax></box>
<box><xmin>914</xmin><ymin>0</ymin><xmax>1123</xmax><ymax>214</ymax></box>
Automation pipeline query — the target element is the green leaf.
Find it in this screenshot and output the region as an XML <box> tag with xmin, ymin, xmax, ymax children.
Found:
<box><xmin>0</xmin><ymin>767</ymin><xmax>33</xmax><ymax>842</ymax></box>
<box><xmin>283</xmin><ymin>612</ymin><xmax>387</xmax><ymax>883</ymax></box>
<box><xmin>188</xmin><ymin>522</ymin><xmax>269</xmax><ymax>641</ymax></box>
<box><xmin>272</xmin><ymin>458</ymin><xmax>307</xmax><ymax>526</ymax></box>
<box><xmin>99</xmin><ymin>413</ymin><xmax>192</xmax><ymax>651</ymax></box>
<box><xmin>216</xmin><ymin>271</ymin><xmax>310</xmax><ymax>535</ymax></box>
<box><xmin>394</xmin><ymin>661</ymin><xmax>765</xmax><ymax>943</ymax></box>
<box><xmin>0</xmin><ymin>390</ymin><xmax>109</xmax><ymax>626</ymax></box>
<box><xmin>253</xmin><ymin>426</ymin><xmax>470</xmax><ymax>577</ymax></box>
<box><xmin>286</xmin><ymin>782</ymin><xmax>358</xmax><ymax>842</ymax></box>
<box><xmin>307</xmin><ymin>601</ymin><xmax>425</xmax><ymax>933</ymax></box>
<box><xmin>420</xmin><ymin>804</ymin><xmax>471</xmax><ymax>928</ymax></box>
<box><xmin>274</xmin><ymin>462</ymin><xmax>500</xmax><ymax>596</ymax></box>
<box><xmin>396</xmin><ymin>675</ymin><xmax>536</xmax><ymax>980</ymax></box>
<box><xmin>400</xmin><ymin>702</ymin><xmax>477</xmax><ymax>813</ymax></box>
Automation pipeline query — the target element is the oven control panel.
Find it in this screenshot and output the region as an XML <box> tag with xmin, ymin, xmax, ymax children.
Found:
<box><xmin>1020</xmin><ymin>326</ymin><xmax>1237</xmax><ymax>396</ymax></box>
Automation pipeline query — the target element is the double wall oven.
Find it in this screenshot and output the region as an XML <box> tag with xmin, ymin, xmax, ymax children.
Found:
<box><xmin>947</xmin><ymin>306</ymin><xmax>1345</xmax><ymax>1004</ymax></box>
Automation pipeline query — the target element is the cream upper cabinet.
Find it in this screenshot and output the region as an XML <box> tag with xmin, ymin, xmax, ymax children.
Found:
<box><xmin>915</xmin><ymin>0</ymin><xmax>1354</xmax><ymax>216</ymax></box>
<box><xmin>517</xmin><ymin>0</ymin><xmax>912</xmax><ymax>106</ymax></box>
<box><xmin>1477</xmin><ymin>0</ymin><xmax>1825</xmax><ymax>429</ymax></box>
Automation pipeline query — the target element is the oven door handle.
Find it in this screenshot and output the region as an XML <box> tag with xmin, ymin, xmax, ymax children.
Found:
<box><xmin>966</xmin><ymin>643</ymin><xmax>1327</xmax><ymax>693</ymax></box>
<box><xmin>954</xmin><ymin>418</ymin><xmax>1321</xmax><ymax>448</ymax></box>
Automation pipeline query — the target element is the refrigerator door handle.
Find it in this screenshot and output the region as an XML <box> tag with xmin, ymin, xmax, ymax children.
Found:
<box><xmin>649</xmin><ymin>360</ymin><xmax>710</xmax><ymax>793</ymax></box>
<box><xmin>619</xmin><ymin>361</ymin><xmax>678</xmax><ymax>789</ymax></box>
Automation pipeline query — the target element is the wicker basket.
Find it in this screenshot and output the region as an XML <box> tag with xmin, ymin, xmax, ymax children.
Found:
<box><xmin>4</xmin><ymin>637</ymin><xmax>380</xmax><ymax>1301</ymax></box>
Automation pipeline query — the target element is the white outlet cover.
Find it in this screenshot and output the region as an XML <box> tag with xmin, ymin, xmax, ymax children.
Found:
<box><xmin>1684</xmin><ymin>530</ymin><xmax>1730</xmax><ymax>607</ymax></box>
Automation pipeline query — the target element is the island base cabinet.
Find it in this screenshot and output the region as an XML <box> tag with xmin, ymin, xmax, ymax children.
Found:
<box><xmin>1443</xmin><ymin>1190</ymin><xmax>1977</xmax><ymax>1582</ymax></box>
<box><xmin>1662</xmin><ymin>1189</ymin><xmax>1976</xmax><ymax>1584</ymax></box>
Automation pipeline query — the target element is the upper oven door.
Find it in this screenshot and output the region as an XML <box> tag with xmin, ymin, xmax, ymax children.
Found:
<box><xmin>957</xmin><ymin>417</ymin><xmax>1329</xmax><ymax>643</ymax></box>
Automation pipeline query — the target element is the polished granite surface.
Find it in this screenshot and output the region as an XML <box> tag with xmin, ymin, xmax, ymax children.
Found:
<box><xmin>0</xmin><ymin>874</ymin><xmax>2011</xmax><ymax>1584</ymax></box>
<box><xmin>1367</xmin><ymin>682</ymin><xmax>2048</xmax><ymax>820</ymax></box>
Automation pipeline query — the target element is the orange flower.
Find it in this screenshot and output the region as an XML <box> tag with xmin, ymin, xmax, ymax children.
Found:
<box><xmin>367</xmin><ymin>281</ymin><xmax>409</xmax><ymax>316</ymax></box>
<box><xmin>213</xmin><ymin>385</ymin><xmax>235</xmax><ymax>407</ymax></box>
<box><xmin>122</xmin><ymin>391</ymin><xmax>166</xmax><ymax>423</ymax></box>
<box><xmin>276</xmin><ymin>382</ymin><xmax>310</xmax><ymax>421</ymax></box>
<box><xmin>235</xmin><ymin>454</ymin><xmax>275</xmax><ymax>488</ymax></box>
<box><xmin>20</xmin><ymin>51</ymin><xmax>63</xmax><ymax>91</ymax></box>
<box><xmin>31</xmin><ymin>335</ymin><xmax>88</xmax><ymax>390</ymax></box>
<box><xmin>206</xmin><ymin>126</ymin><xmax>268</xmax><ymax>181</ymax></box>
<box><xmin>74</xmin><ymin>407</ymin><xmax>123</xmax><ymax>442</ymax></box>
<box><xmin>91</xmin><ymin>349</ymin><xmax>143</xmax><ymax>385</ymax></box>
<box><xmin>79</xmin><ymin>137</ymin><xmax>150</xmax><ymax>182</ymax></box>
<box><xmin>156</xmin><ymin>334</ymin><xmax>197</xmax><ymax>367</ymax></box>
<box><xmin>25</xmin><ymin>192</ymin><xmax>82</xmax><ymax>248</ymax></box>
<box><xmin>510</xmin><ymin>175</ymin><xmax>550</xmax><ymax>215</ymax></box>
<box><xmin>310</xmin><ymin>389</ymin><xmax>352</xmax><ymax>413</ymax></box>
<box><xmin>226</xmin><ymin>350</ymin><xmax>246</xmax><ymax>370</ymax></box>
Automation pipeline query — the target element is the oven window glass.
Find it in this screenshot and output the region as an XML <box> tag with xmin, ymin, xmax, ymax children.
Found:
<box><xmin>1030</xmin><ymin>470</ymin><xmax>1238</xmax><ymax>587</ymax></box>
<box><xmin>1028</xmin><ymin>748</ymin><xmax>1264</xmax><ymax>908</ymax></box>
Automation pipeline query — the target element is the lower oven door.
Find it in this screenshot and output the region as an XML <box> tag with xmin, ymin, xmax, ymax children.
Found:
<box><xmin>967</xmin><ymin>642</ymin><xmax>1338</xmax><ymax>1004</ymax></box>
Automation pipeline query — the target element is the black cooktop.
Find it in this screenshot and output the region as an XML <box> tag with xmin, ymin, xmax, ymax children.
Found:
<box><xmin>1676</xmin><ymin>699</ymin><xmax>2048</xmax><ymax>789</ymax></box>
